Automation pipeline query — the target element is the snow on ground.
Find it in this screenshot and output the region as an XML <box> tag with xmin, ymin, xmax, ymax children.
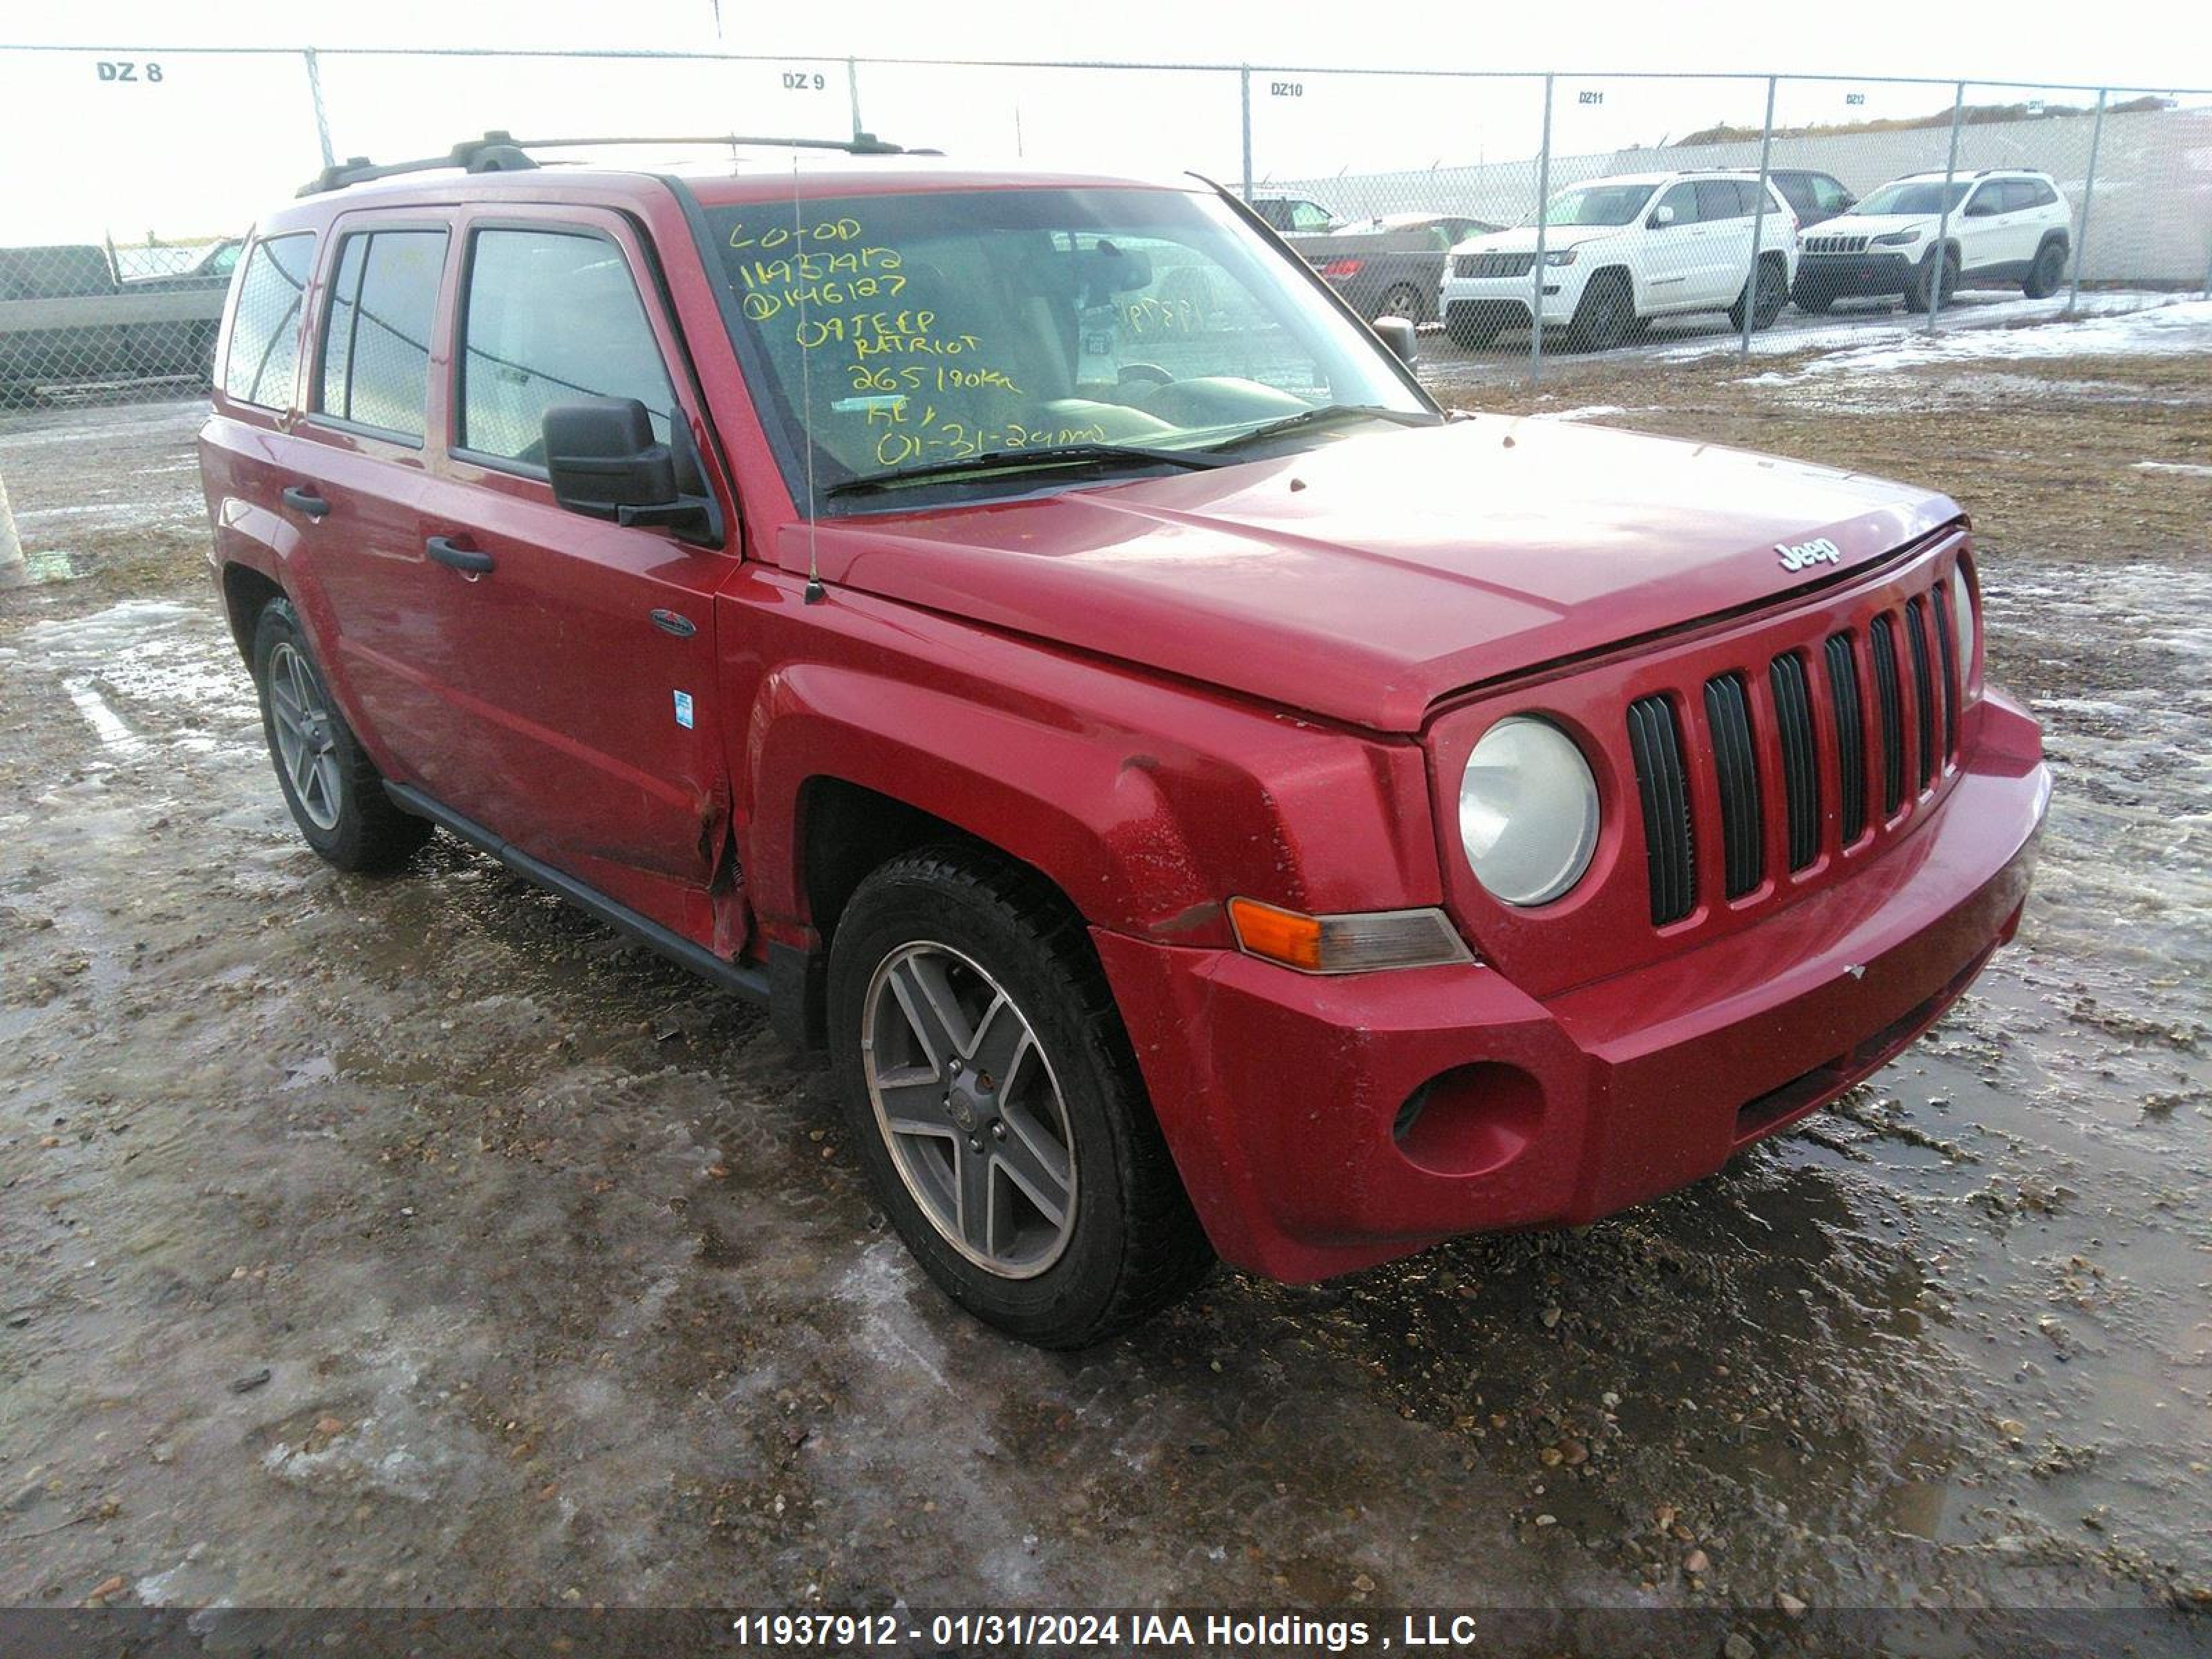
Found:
<box><xmin>1707</xmin><ymin>294</ymin><xmax>2212</xmax><ymax>384</ymax></box>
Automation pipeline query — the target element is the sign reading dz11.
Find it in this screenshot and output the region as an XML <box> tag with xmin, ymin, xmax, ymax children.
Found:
<box><xmin>96</xmin><ymin>60</ymin><xmax>165</xmax><ymax>83</ymax></box>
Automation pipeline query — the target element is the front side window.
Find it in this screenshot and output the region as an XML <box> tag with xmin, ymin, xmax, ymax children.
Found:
<box><xmin>317</xmin><ymin>229</ymin><xmax>445</xmax><ymax>440</ymax></box>
<box><xmin>1287</xmin><ymin>201</ymin><xmax>1335</xmax><ymax>233</ymax></box>
<box><xmin>703</xmin><ymin>187</ymin><xmax>1431</xmax><ymax>512</ymax></box>
<box><xmin>458</xmin><ymin>229</ymin><xmax>675</xmax><ymax>466</ymax></box>
<box><xmin>1651</xmin><ymin>183</ymin><xmax>1700</xmax><ymax>226</ymax></box>
<box><xmin>1812</xmin><ymin>175</ymin><xmax>1854</xmax><ymax>214</ymax></box>
<box><xmin>223</xmin><ymin>233</ymin><xmax>317</xmax><ymax>410</ymax></box>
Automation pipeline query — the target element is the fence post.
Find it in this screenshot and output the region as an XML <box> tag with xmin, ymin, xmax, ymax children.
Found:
<box><xmin>1741</xmin><ymin>73</ymin><xmax>1779</xmax><ymax>361</ymax></box>
<box><xmin>847</xmin><ymin>57</ymin><xmax>863</xmax><ymax>142</ymax></box>
<box><xmin>1927</xmin><ymin>81</ymin><xmax>1965</xmax><ymax>335</ymax></box>
<box><xmin>1239</xmin><ymin>66</ymin><xmax>1254</xmax><ymax>201</ymax></box>
<box><xmin>302</xmin><ymin>48</ymin><xmax>335</xmax><ymax>169</ymax></box>
<box><xmin>2067</xmin><ymin>88</ymin><xmax>2106</xmax><ymax>315</ymax></box>
<box><xmin>0</xmin><ymin>471</ymin><xmax>26</xmax><ymax>592</ymax></box>
<box><xmin>1530</xmin><ymin>72</ymin><xmax>1554</xmax><ymax>384</ymax></box>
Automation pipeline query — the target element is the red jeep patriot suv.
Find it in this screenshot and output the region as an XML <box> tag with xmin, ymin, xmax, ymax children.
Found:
<box><xmin>198</xmin><ymin>133</ymin><xmax>2048</xmax><ymax>1346</ymax></box>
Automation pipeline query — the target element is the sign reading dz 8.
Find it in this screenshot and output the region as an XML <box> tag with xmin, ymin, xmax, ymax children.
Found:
<box><xmin>96</xmin><ymin>60</ymin><xmax>165</xmax><ymax>83</ymax></box>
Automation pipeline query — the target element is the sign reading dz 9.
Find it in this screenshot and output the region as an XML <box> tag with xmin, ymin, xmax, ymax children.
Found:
<box><xmin>96</xmin><ymin>60</ymin><xmax>165</xmax><ymax>83</ymax></box>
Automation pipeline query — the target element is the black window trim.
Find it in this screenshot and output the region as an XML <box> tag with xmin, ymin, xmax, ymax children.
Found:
<box><xmin>304</xmin><ymin>215</ymin><xmax>452</xmax><ymax>451</ymax></box>
<box><xmin>223</xmin><ymin>229</ymin><xmax>319</xmax><ymax>415</ymax></box>
<box><xmin>447</xmin><ymin>216</ymin><xmax>684</xmax><ymax>487</ymax></box>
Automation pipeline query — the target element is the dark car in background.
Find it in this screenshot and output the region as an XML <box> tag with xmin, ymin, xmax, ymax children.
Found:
<box><xmin>0</xmin><ymin>241</ymin><xmax>229</xmax><ymax>400</ymax></box>
<box><xmin>1294</xmin><ymin>212</ymin><xmax>1501</xmax><ymax>323</ymax></box>
<box><xmin>1767</xmin><ymin>168</ymin><xmax>1857</xmax><ymax>228</ymax></box>
<box><xmin>1251</xmin><ymin>194</ymin><xmax>1340</xmax><ymax>234</ymax></box>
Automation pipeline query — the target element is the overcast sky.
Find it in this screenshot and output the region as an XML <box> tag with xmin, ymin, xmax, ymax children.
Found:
<box><xmin>6</xmin><ymin>1</ymin><xmax>2207</xmax><ymax>243</ymax></box>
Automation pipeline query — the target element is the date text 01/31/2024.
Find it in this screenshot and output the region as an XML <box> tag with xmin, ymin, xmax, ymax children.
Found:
<box><xmin>727</xmin><ymin>1611</ymin><xmax>1519</xmax><ymax>1650</ymax></box>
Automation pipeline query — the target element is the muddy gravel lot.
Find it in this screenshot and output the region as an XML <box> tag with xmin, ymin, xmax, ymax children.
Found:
<box><xmin>2</xmin><ymin>324</ymin><xmax>2209</xmax><ymax>1652</ymax></box>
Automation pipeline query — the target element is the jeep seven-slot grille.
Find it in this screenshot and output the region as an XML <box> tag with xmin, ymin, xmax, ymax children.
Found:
<box><xmin>1703</xmin><ymin>673</ymin><xmax>1765</xmax><ymax>898</ymax></box>
<box><xmin>1456</xmin><ymin>251</ymin><xmax>1537</xmax><ymax>279</ymax></box>
<box><xmin>1627</xmin><ymin>695</ymin><xmax>1696</xmax><ymax>926</ymax></box>
<box><xmin>1805</xmin><ymin>232</ymin><xmax>1871</xmax><ymax>255</ymax></box>
<box><xmin>1621</xmin><ymin>584</ymin><xmax>1964</xmax><ymax>932</ymax></box>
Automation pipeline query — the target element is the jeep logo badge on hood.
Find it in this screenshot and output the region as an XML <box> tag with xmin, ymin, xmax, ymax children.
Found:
<box><xmin>1777</xmin><ymin>536</ymin><xmax>1842</xmax><ymax>572</ymax></box>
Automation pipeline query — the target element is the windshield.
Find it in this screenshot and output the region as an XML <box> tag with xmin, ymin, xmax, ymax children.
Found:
<box><xmin>1856</xmin><ymin>180</ymin><xmax>1971</xmax><ymax>216</ymax></box>
<box><xmin>702</xmin><ymin>187</ymin><xmax>1429</xmax><ymax>509</ymax></box>
<box><xmin>1539</xmin><ymin>184</ymin><xmax>1657</xmax><ymax>227</ymax></box>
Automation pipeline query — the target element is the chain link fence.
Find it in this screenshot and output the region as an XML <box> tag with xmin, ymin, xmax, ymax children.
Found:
<box><xmin>1</xmin><ymin>42</ymin><xmax>2208</xmax><ymax>411</ymax></box>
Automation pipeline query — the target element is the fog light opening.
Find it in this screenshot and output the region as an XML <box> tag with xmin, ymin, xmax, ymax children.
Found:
<box><xmin>1391</xmin><ymin>1062</ymin><xmax>1544</xmax><ymax>1178</ymax></box>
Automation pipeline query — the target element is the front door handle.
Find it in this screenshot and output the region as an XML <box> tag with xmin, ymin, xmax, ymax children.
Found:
<box><xmin>426</xmin><ymin>535</ymin><xmax>494</xmax><ymax>575</ymax></box>
<box><xmin>281</xmin><ymin>485</ymin><xmax>330</xmax><ymax>521</ymax></box>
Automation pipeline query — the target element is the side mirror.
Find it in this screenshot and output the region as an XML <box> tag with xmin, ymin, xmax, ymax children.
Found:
<box><xmin>1649</xmin><ymin>203</ymin><xmax>1677</xmax><ymax>228</ymax></box>
<box><xmin>1371</xmin><ymin>314</ymin><xmax>1418</xmax><ymax>366</ymax></box>
<box><xmin>543</xmin><ymin>398</ymin><xmax>718</xmax><ymax>541</ymax></box>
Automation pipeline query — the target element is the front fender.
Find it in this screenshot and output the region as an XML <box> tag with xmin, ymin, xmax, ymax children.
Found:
<box><xmin>725</xmin><ymin>578</ymin><xmax>1446</xmax><ymax>955</ymax></box>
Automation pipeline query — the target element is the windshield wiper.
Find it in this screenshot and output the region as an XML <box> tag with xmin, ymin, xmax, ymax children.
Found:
<box><xmin>1199</xmin><ymin>403</ymin><xmax>1443</xmax><ymax>454</ymax></box>
<box><xmin>824</xmin><ymin>441</ymin><xmax>1227</xmax><ymax>498</ymax></box>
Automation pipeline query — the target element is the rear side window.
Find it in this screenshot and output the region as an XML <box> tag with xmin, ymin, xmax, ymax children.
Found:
<box><xmin>223</xmin><ymin>234</ymin><xmax>317</xmax><ymax>410</ymax></box>
<box><xmin>317</xmin><ymin>229</ymin><xmax>447</xmax><ymax>441</ymax></box>
<box><xmin>457</xmin><ymin>228</ymin><xmax>675</xmax><ymax>467</ymax></box>
<box><xmin>1696</xmin><ymin>180</ymin><xmax>1753</xmax><ymax>221</ymax></box>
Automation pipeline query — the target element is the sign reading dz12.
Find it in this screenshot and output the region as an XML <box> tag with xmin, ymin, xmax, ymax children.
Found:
<box><xmin>97</xmin><ymin>60</ymin><xmax>165</xmax><ymax>83</ymax></box>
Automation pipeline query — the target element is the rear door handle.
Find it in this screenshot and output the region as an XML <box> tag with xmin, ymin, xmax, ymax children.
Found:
<box><xmin>281</xmin><ymin>485</ymin><xmax>330</xmax><ymax>520</ymax></box>
<box><xmin>425</xmin><ymin>535</ymin><xmax>494</xmax><ymax>575</ymax></box>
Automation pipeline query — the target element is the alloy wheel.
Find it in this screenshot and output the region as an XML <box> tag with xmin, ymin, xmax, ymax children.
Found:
<box><xmin>861</xmin><ymin>941</ymin><xmax>1078</xmax><ymax>1278</ymax></box>
<box><xmin>266</xmin><ymin>641</ymin><xmax>344</xmax><ymax>832</ymax></box>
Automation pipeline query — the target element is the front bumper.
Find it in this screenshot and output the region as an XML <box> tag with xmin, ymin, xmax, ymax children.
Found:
<box><xmin>1094</xmin><ymin>693</ymin><xmax>2047</xmax><ymax>1282</ymax></box>
<box><xmin>1441</xmin><ymin>270</ymin><xmax>1580</xmax><ymax>329</ymax></box>
<box><xmin>1797</xmin><ymin>250</ymin><xmax>1917</xmax><ymax>299</ymax></box>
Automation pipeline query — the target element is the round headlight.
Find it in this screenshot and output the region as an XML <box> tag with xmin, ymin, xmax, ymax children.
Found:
<box><xmin>1459</xmin><ymin>716</ymin><xmax>1601</xmax><ymax>907</ymax></box>
<box><xmin>1950</xmin><ymin>568</ymin><xmax>1977</xmax><ymax>687</ymax></box>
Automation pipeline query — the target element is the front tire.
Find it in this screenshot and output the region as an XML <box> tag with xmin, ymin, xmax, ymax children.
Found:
<box><xmin>1566</xmin><ymin>272</ymin><xmax>1634</xmax><ymax>351</ymax></box>
<box><xmin>2023</xmin><ymin>238</ymin><xmax>2068</xmax><ymax>299</ymax></box>
<box><xmin>1908</xmin><ymin>246</ymin><xmax>1959</xmax><ymax>312</ymax></box>
<box><xmin>828</xmin><ymin>847</ymin><xmax>1212</xmax><ymax>1347</ymax></box>
<box><xmin>252</xmin><ymin>598</ymin><xmax>430</xmax><ymax>872</ymax></box>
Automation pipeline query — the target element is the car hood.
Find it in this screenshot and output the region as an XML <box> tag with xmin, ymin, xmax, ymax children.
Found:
<box><xmin>1455</xmin><ymin>225</ymin><xmax>1624</xmax><ymax>256</ymax></box>
<box><xmin>1819</xmin><ymin>214</ymin><xmax>1936</xmax><ymax>238</ymax></box>
<box><xmin>782</xmin><ymin>418</ymin><xmax>1959</xmax><ymax>734</ymax></box>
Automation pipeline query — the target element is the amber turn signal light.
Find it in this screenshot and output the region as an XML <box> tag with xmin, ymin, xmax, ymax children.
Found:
<box><xmin>1226</xmin><ymin>897</ymin><xmax>1474</xmax><ymax>975</ymax></box>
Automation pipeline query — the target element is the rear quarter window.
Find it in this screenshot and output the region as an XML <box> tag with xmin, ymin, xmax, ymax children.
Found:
<box><xmin>223</xmin><ymin>233</ymin><xmax>317</xmax><ymax>411</ymax></box>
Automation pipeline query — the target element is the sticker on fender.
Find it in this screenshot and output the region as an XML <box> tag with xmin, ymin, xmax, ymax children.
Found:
<box><xmin>673</xmin><ymin>689</ymin><xmax>694</xmax><ymax>729</ymax></box>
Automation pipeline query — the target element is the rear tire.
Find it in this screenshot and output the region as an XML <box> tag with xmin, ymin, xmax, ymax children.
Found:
<box><xmin>1375</xmin><ymin>282</ymin><xmax>1425</xmax><ymax>324</ymax></box>
<box><xmin>252</xmin><ymin>598</ymin><xmax>431</xmax><ymax>873</ymax></box>
<box><xmin>1566</xmin><ymin>271</ymin><xmax>1634</xmax><ymax>351</ymax></box>
<box><xmin>1730</xmin><ymin>256</ymin><xmax>1788</xmax><ymax>330</ymax></box>
<box><xmin>2023</xmin><ymin>238</ymin><xmax>2068</xmax><ymax>299</ymax></box>
<box><xmin>827</xmin><ymin>847</ymin><xmax>1213</xmax><ymax>1347</ymax></box>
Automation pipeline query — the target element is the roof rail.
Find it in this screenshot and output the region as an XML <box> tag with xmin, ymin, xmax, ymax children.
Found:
<box><xmin>298</xmin><ymin>129</ymin><xmax>921</xmax><ymax>197</ymax></box>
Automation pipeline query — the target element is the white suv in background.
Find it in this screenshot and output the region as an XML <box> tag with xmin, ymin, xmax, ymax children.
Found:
<box><xmin>1438</xmin><ymin>171</ymin><xmax>1798</xmax><ymax>352</ymax></box>
<box><xmin>1793</xmin><ymin>169</ymin><xmax>2073</xmax><ymax>312</ymax></box>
